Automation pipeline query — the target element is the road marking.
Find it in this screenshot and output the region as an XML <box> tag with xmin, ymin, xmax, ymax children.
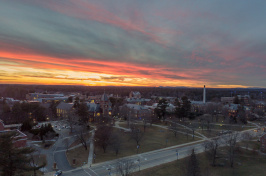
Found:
<box><xmin>88</xmin><ymin>167</ymin><xmax>99</xmax><ymax>176</ymax></box>
<box><xmin>83</xmin><ymin>168</ymin><xmax>92</xmax><ymax>176</ymax></box>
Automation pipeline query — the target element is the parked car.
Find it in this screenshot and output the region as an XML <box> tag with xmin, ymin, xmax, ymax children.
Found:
<box><xmin>54</xmin><ymin>170</ymin><xmax>62</xmax><ymax>176</ymax></box>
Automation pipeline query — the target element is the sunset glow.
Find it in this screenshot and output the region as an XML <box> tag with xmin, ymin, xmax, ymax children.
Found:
<box><xmin>0</xmin><ymin>0</ymin><xmax>265</xmax><ymax>88</ymax></box>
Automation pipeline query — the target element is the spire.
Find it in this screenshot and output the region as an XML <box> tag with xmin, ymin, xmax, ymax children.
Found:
<box><xmin>203</xmin><ymin>85</ymin><xmax>206</xmax><ymax>104</ymax></box>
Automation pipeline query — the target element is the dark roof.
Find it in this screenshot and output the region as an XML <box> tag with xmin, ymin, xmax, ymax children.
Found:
<box><xmin>101</xmin><ymin>93</ymin><xmax>108</xmax><ymax>101</ymax></box>
<box><xmin>57</xmin><ymin>102</ymin><xmax>73</xmax><ymax>111</ymax></box>
<box><xmin>86</xmin><ymin>103</ymin><xmax>101</xmax><ymax>112</ymax></box>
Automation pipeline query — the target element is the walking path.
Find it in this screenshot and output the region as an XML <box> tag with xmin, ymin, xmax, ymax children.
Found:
<box><xmin>165</xmin><ymin>119</ymin><xmax>208</xmax><ymax>139</ymax></box>
<box><xmin>87</xmin><ymin>129</ymin><xmax>95</xmax><ymax>166</ymax></box>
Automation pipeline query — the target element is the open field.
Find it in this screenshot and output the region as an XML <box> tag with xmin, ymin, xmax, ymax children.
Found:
<box><xmin>66</xmin><ymin>146</ymin><xmax>90</xmax><ymax>167</ymax></box>
<box><xmin>132</xmin><ymin>148</ymin><xmax>266</xmax><ymax>176</ymax></box>
<box><xmin>94</xmin><ymin>125</ymin><xmax>200</xmax><ymax>163</ymax></box>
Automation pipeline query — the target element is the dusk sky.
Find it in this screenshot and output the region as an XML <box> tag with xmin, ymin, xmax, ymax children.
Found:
<box><xmin>0</xmin><ymin>0</ymin><xmax>265</xmax><ymax>88</ymax></box>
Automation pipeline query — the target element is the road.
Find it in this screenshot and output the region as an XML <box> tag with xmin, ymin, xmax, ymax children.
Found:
<box><xmin>59</xmin><ymin>140</ymin><xmax>205</xmax><ymax>176</ymax></box>
<box><xmin>29</xmin><ymin>120</ymin><xmax>85</xmax><ymax>172</ymax></box>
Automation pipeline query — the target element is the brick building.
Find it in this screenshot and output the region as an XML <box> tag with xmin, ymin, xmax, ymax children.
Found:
<box><xmin>0</xmin><ymin>120</ymin><xmax>27</xmax><ymax>148</ymax></box>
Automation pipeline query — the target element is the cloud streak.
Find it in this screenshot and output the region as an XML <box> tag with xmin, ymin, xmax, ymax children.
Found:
<box><xmin>0</xmin><ymin>0</ymin><xmax>265</xmax><ymax>87</ymax></box>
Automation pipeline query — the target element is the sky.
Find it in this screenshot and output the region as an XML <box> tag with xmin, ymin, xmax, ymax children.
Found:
<box><xmin>0</xmin><ymin>0</ymin><xmax>265</xmax><ymax>88</ymax></box>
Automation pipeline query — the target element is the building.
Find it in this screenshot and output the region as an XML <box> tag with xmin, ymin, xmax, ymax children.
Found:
<box><xmin>26</xmin><ymin>93</ymin><xmax>64</xmax><ymax>100</ymax></box>
<box><xmin>86</xmin><ymin>102</ymin><xmax>101</xmax><ymax>122</ymax></box>
<box><xmin>221</xmin><ymin>97</ymin><xmax>234</xmax><ymax>104</ymax></box>
<box><xmin>191</xmin><ymin>101</ymin><xmax>205</xmax><ymax>113</ymax></box>
<box><xmin>100</xmin><ymin>92</ymin><xmax>112</xmax><ymax>117</ymax></box>
<box><xmin>254</xmin><ymin>101</ymin><xmax>265</xmax><ymax>112</ymax></box>
<box><xmin>56</xmin><ymin>102</ymin><xmax>74</xmax><ymax>118</ymax></box>
<box><xmin>129</xmin><ymin>91</ymin><xmax>141</xmax><ymax>99</ymax></box>
<box><xmin>126</xmin><ymin>97</ymin><xmax>151</xmax><ymax>105</ymax></box>
<box><xmin>224</xmin><ymin>104</ymin><xmax>239</xmax><ymax>117</ymax></box>
<box><xmin>124</xmin><ymin>104</ymin><xmax>151</xmax><ymax>119</ymax></box>
<box><xmin>260</xmin><ymin>133</ymin><xmax>266</xmax><ymax>153</ymax></box>
<box><xmin>237</xmin><ymin>95</ymin><xmax>250</xmax><ymax>105</ymax></box>
<box><xmin>0</xmin><ymin>120</ymin><xmax>27</xmax><ymax>148</ymax></box>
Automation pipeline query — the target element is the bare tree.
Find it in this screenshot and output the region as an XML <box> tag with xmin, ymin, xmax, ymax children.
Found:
<box><xmin>201</xmin><ymin>115</ymin><xmax>212</xmax><ymax>132</ymax></box>
<box><xmin>116</xmin><ymin>159</ymin><xmax>136</xmax><ymax>176</ymax></box>
<box><xmin>29</xmin><ymin>149</ymin><xmax>46</xmax><ymax>176</ymax></box>
<box><xmin>130</xmin><ymin>124</ymin><xmax>144</xmax><ymax>150</ymax></box>
<box><xmin>205</xmin><ymin>103</ymin><xmax>220</xmax><ymax>122</ymax></box>
<box><xmin>242</xmin><ymin>132</ymin><xmax>253</xmax><ymax>150</ymax></box>
<box><xmin>67</xmin><ymin>111</ymin><xmax>77</xmax><ymax>134</ymax></box>
<box><xmin>76</xmin><ymin>127</ymin><xmax>89</xmax><ymax>150</ymax></box>
<box><xmin>168</xmin><ymin>121</ymin><xmax>179</xmax><ymax>137</ymax></box>
<box><xmin>111</xmin><ymin>132</ymin><xmax>122</xmax><ymax>156</ymax></box>
<box><xmin>186</xmin><ymin>149</ymin><xmax>201</xmax><ymax>176</ymax></box>
<box><xmin>221</xmin><ymin>106</ymin><xmax>229</xmax><ymax>121</ymax></box>
<box><xmin>94</xmin><ymin>125</ymin><xmax>112</xmax><ymax>153</ymax></box>
<box><xmin>203</xmin><ymin>138</ymin><xmax>221</xmax><ymax>166</ymax></box>
<box><xmin>119</xmin><ymin>105</ymin><xmax>129</xmax><ymax>121</ymax></box>
<box><xmin>188</xmin><ymin>123</ymin><xmax>197</xmax><ymax>140</ymax></box>
<box><xmin>226</xmin><ymin>132</ymin><xmax>239</xmax><ymax>167</ymax></box>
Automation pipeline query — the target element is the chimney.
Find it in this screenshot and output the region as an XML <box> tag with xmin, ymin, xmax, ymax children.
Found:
<box><xmin>203</xmin><ymin>85</ymin><xmax>206</xmax><ymax>104</ymax></box>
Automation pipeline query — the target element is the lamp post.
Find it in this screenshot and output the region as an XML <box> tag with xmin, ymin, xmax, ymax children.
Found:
<box><xmin>108</xmin><ymin>168</ymin><xmax>111</xmax><ymax>175</ymax></box>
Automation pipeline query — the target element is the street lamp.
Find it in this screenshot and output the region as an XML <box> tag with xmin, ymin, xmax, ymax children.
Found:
<box><xmin>93</xmin><ymin>153</ymin><xmax>96</xmax><ymax>163</ymax></box>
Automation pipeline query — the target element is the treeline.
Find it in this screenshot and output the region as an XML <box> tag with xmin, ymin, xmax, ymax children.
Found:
<box><xmin>1</xmin><ymin>101</ymin><xmax>47</xmax><ymax>124</ymax></box>
<box><xmin>0</xmin><ymin>84</ymin><xmax>265</xmax><ymax>101</ymax></box>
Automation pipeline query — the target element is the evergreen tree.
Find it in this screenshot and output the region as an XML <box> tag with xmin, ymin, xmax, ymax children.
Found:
<box><xmin>76</xmin><ymin>103</ymin><xmax>89</xmax><ymax>123</ymax></box>
<box><xmin>0</xmin><ymin>132</ymin><xmax>37</xmax><ymax>176</ymax></box>
<box><xmin>233</xmin><ymin>95</ymin><xmax>239</xmax><ymax>104</ymax></box>
<box><xmin>186</xmin><ymin>149</ymin><xmax>201</xmax><ymax>176</ymax></box>
<box><xmin>155</xmin><ymin>99</ymin><xmax>168</xmax><ymax>121</ymax></box>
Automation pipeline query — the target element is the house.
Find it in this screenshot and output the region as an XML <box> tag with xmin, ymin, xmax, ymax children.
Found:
<box><xmin>56</xmin><ymin>102</ymin><xmax>74</xmax><ymax>118</ymax></box>
<box><xmin>260</xmin><ymin>133</ymin><xmax>266</xmax><ymax>153</ymax></box>
<box><xmin>224</xmin><ymin>104</ymin><xmax>239</xmax><ymax>117</ymax></box>
<box><xmin>129</xmin><ymin>91</ymin><xmax>141</xmax><ymax>99</ymax></box>
<box><xmin>0</xmin><ymin>120</ymin><xmax>27</xmax><ymax>148</ymax></box>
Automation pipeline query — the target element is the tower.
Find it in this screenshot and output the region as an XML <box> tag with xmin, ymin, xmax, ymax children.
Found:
<box><xmin>203</xmin><ymin>85</ymin><xmax>206</xmax><ymax>104</ymax></box>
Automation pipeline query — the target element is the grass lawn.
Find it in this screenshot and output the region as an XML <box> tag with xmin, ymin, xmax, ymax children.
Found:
<box><xmin>94</xmin><ymin>125</ymin><xmax>200</xmax><ymax>163</ymax></box>
<box><xmin>66</xmin><ymin>146</ymin><xmax>90</xmax><ymax>167</ymax></box>
<box><xmin>132</xmin><ymin>148</ymin><xmax>266</xmax><ymax>176</ymax></box>
<box><xmin>69</xmin><ymin>132</ymin><xmax>91</xmax><ymax>148</ymax></box>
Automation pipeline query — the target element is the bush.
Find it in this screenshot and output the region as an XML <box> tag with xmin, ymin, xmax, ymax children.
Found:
<box><xmin>29</xmin><ymin>129</ymin><xmax>40</xmax><ymax>136</ymax></box>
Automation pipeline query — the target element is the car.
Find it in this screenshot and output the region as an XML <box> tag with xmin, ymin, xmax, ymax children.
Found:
<box><xmin>54</xmin><ymin>170</ymin><xmax>62</xmax><ymax>176</ymax></box>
